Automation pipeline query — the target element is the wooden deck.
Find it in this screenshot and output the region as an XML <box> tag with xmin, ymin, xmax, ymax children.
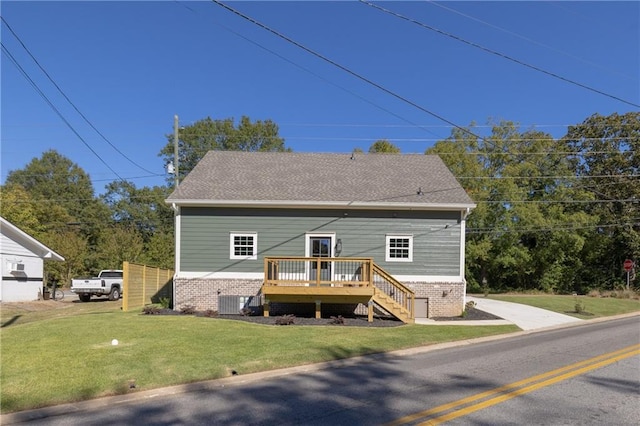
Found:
<box><xmin>262</xmin><ymin>257</ymin><xmax>415</xmax><ymax>323</ymax></box>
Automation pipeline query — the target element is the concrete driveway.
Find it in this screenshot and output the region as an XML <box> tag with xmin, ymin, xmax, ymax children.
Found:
<box><xmin>466</xmin><ymin>296</ymin><xmax>583</xmax><ymax>330</ymax></box>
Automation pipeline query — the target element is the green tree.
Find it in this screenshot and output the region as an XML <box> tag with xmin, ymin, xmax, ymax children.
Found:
<box><xmin>102</xmin><ymin>181</ymin><xmax>175</xmax><ymax>268</ymax></box>
<box><xmin>428</xmin><ymin>121</ymin><xmax>594</xmax><ymax>293</ymax></box>
<box><xmin>0</xmin><ymin>184</ymin><xmax>47</xmax><ymax>237</ymax></box>
<box><xmin>94</xmin><ymin>224</ymin><xmax>145</xmax><ymax>269</ymax></box>
<box><xmin>159</xmin><ymin>116</ymin><xmax>289</xmax><ymax>183</ymax></box>
<box><xmin>564</xmin><ymin>112</ymin><xmax>640</xmax><ymax>289</ymax></box>
<box><xmin>0</xmin><ymin>183</ymin><xmax>92</xmax><ymax>284</ymax></box>
<box><xmin>369</xmin><ymin>139</ymin><xmax>400</xmax><ymax>153</ymax></box>
<box><xmin>141</xmin><ymin>232</ymin><xmax>175</xmax><ymax>270</ymax></box>
<box><xmin>102</xmin><ymin>181</ymin><xmax>174</xmax><ymax>241</ymax></box>
<box><xmin>2</xmin><ymin>151</ymin><xmax>115</xmax><ymax>281</ymax></box>
<box><xmin>4</xmin><ymin>150</ymin><xmax>98</xmax><ymax>220</ymax></box>
<box><xmin>41</xmin><ymin>227</ymin><xmax>89</xmax><ymax>286</ymax></box>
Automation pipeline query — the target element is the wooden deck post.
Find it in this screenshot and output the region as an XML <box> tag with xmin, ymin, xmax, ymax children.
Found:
<box><xmin>315</xmin><ymin>300</ymin><xmax>321</xmax><ymax>319</ymax></box>
<box><xmin>264</xmin><ymin>299</ymin><xmax>270</xmax><ymax>317</ymax></box>
<box><xmin>368</xmin><ymin>300</ymin><xmax>373</xmax><ymax>322</ymax></box>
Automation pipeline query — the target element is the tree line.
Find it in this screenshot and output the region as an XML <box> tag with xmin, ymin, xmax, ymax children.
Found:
<box><xmin>1</xmin><ymin>112</ymin><xmax>637</xmax><ymax>293</ymax></box>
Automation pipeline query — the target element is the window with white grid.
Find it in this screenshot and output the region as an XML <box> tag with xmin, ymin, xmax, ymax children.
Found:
<box><xmin>230</xmin><ymin>233</ymin><xmax>257</xmax><ymax>260</ymax></box>
<box><xmin>385</xmin><ymin>235</ymin><xmax>413</xmax><ymax>262</ymax></box>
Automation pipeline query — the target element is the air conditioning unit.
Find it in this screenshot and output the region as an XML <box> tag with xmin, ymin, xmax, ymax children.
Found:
<box><xmin>9</xmin><ymin>263</ymin><xmax>25</xmax><ymax>272</ymax></box>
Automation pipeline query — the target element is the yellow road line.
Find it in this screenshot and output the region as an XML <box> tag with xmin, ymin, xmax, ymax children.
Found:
<box><xmin>421</xmin><ymin>347</ymin><xmax>640</xmax><ymax>425</ymax></box>
<box><xmin>387</xmin><ymin>344</ymin><xmax>640</xmax><ymax>426</ymax></box>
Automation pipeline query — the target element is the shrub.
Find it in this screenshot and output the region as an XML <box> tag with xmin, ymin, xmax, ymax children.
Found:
<box><xmin>239</xmin><ymin>307</ymin><xmax>253</xmax><ymax>316</ymax></box>
<box><xmin>275</xmin><ymin>314</ymin><xmax>295</xmax><ymax>325</ymax></box>
<box><xmin>574</xmin><ymin>297</ymin><xmax>586</xmax><ymax>314</ymax></box>
<box><xmin>159</xmin><ymin>297</ymin><xmax>172</xmax><ymax>309</ymax></box>
<box><xmin>587</xmin><ymin>289</ymin><xmax>601</xmax><ymax>298</ymax></box>
<box><xmin>203</xmin><ymin>309</ymin><xmax>218</xmax><ymax>318</ymax></box>
<box><xmin>180</xmin><ymin>305</ymin><xmax>196</xmax><ymax>315</ymax></box>
<box><xmin>329</xmin><ymin>315</ymin><xmax>345</xmax><ymax>325</ymax></box>
<box><xmin>465</xmin><ymin>300</ymin><xmax>477</xmax><ymax>310</ymax></box>
<box><xmin>142</xmin><ymin>305</ymin><xmax>162</xmax><ymax>315</ymax></box>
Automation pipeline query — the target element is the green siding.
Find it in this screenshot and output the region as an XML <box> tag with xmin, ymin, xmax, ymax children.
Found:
<box><xmin>180</xmin><ymin>208</ymin><xmax>461</xmax><ymax>276</ymax></box>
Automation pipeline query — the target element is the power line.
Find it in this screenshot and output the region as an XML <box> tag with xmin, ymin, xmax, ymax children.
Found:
<box><xmin>457</xmin><ymin>174</ymin><xmax>639</xmax><ymax>180</ymax></box>
<box><xmin>466</xmin><ymin>220</ymin><xmax>639</xmax><ymax>235</ymax></box>
<box><xmin>1</xmin><ymin>16</ymin><xmax>157</xmax><ymax>176</ymax></box>
<box><xmin>170</xmin><ymin>131</ymin><xmax>637</xmax><ymax>145</ymax></box>
<box><xmin>1</xmin><ymin>42</ymin><xmax>125</xmax><ymax>182</ymax></box>
<box><xmin>478</xmin><ymin>199</ymin><xmax>638</xmax><ymax>205</ymax></box>
<box><xmin>169</xmin><ymin>1</ymin><xmax>447</xmax><ymax>140</ymax></box>
<box><xmin>210</xmin><ymin>0</ymin><xmax>486</xmax><ymax>143</ymax></box>
<box><xmin>3</xmin><ymin>121</ymin><xmax>610</xmax><ymax>130</ymax></box>
<box><xmin>425</xmin><ymin>0</ymin><xmax>634</xmax><ymax>81</ymax></box>
<box><xmin>360</xmin><ymin>1</ymin><xmax>640</xmax><ymax>109</ymax></box>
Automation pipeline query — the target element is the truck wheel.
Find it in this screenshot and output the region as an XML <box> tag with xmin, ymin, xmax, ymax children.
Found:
<box><xmin>79</xmin><ymin>294</ymin><xmax>91</xmax><ymax>302</ymax></box>
<box><xmin>109</xmin><ymin>287</ymin><xmax>121</xmax><ymax>301</ymax></box>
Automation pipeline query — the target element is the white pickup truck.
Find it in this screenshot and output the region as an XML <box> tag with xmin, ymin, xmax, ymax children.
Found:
<box><xmin>71</xmin><ymin>270</ymin><xmax>123</xmax><ymax>302</ymax></box>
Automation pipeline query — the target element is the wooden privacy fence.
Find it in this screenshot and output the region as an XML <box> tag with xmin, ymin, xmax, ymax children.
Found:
<box><xmin>122</xmin><ymin>262</ymin><xmax>174</xmax><ymax>311</ymax></box>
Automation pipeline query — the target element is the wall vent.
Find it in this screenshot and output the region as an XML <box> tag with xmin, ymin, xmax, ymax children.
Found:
<box><xmin>218</xmin><ymin>295</ymin><xmax>262</xmax><ymax>315</ymax></box>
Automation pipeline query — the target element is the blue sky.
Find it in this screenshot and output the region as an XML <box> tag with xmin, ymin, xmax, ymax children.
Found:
<box><xmin>2</xmin><ymin>1</ymin><xmax>638</xmax><ymax>194</ymax></box>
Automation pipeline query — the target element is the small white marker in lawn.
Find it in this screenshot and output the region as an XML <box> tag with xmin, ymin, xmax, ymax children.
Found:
<box><xmin>111</xmin><ymin>339</ymin><xmax>119</xmax><ymax>346</ymax></box>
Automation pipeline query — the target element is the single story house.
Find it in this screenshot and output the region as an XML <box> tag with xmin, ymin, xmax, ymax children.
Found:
<box><xmin>166</xmin><ymin>151</ymin><xmax>475</xmax><ymax>321</ymax></box>
<box><xmin>1</xmin><ymin>217</ymin><xmax>65</xmax><ymax>302</ymax></box>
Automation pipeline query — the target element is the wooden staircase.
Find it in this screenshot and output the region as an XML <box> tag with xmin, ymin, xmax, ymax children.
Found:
<box><xmin>371</xmin><ymin>263</ymin><xmax>415</xmax><ymax>324</ymax></box>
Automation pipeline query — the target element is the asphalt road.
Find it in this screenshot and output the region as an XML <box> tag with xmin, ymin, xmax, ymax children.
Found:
<box><xmin>4</xmin><ymin>316</ymin><xmax>639</xmax><ymax>425</ymax></box>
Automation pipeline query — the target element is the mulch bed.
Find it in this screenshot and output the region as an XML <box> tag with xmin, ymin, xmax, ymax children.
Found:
<box><xmin>145</xmin><ymin>306</ymin><xmax>502</xmax><ymax>327</ymax></box>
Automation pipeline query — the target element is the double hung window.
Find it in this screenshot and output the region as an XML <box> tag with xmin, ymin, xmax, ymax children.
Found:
<box><xmin>230</xmin><ymin>233</ymin><xmax>257</xmax><ymax>260</ymax></box>
<box><xmin>385</xmin><ymin>235</ymin><xmax>413</xmax><ymax>262</ymax></box>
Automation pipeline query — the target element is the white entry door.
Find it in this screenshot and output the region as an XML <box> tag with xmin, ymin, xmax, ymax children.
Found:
<box><xmin>307</xmin><ymin>235</ymin><xmax>333</xmax><ymax>282</ymax></box>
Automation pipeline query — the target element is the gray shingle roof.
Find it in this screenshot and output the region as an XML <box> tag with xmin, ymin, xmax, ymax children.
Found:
<box><xmin>166</xmin><ymin>151</ymin><xmax>475</xmax><ymax>209</ymax></box>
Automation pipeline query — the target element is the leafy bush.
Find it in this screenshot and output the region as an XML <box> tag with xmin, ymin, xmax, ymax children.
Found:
<box><xmin>275</xmin><ymin>314</ymin><xmax>295</xmax><ymax>325</ymax></box>
<box><xmin>180</xmin><ymin>305</ymin><xmax>196</xmax><ymax>315</ymax></box>
<box><xmin>142</xmin><ymin>305</ymin><xmax>162</xmax><ymax>315</ymax></box>
<box><xmin>587</xmin><ymin>289</ymin><xmax>601</xmax><ymax>298</ymax></box>
<box><xmin>240</xmin><ymin>307</ymin><xmax>253</xmax><ymax>316</ymax></box>
<box><xmin>203</xmin><ymin>309</ymin><xmax>218</xmax><ymax>318</ymax></box>
<box><xmin>329</xmin><ymin>315</ymin><xmax>345</xmax><ymax>325</ymax></box>
<box><xmin>159</xmin><ymin>297</ymin><xmax>172</xmax><ymax>309</ymax></box>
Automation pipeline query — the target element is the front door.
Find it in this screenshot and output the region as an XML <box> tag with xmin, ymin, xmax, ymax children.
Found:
<box><xmin>309</xmin><ymin>236</ymin><xmax>331</xmax><ymax>282</ymax></box>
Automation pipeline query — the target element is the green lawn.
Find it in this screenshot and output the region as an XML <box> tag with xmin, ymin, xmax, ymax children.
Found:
<box><xmin>486</xmin><ymin>294</ymin><xmax>640</xmax><ymax>318</ymax></box>
<box><xmin>3</xmin><ymin>293</ymin><xmax>638</xmax><ymax>414</ymax></box>
<box><xmin>0</xmin><ymin>301</ymin><xmax>517</xmax><ymax>413</ymax></box>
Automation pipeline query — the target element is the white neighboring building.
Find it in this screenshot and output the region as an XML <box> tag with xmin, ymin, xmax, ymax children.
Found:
<box><xmin>1</xmin><ymin>217</ymin><xmax>64</xmax><ymax>302</ymax></box>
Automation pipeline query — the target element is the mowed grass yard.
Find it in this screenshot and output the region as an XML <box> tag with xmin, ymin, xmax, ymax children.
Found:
<box><xmin>487</xmin><ymin>293</ymin><xmax>640</xmax><ymax>318</ymax></box>
<box><xmin>2</xmin><ymin>294</ymin><xmax>638</xmax><ymax>414</ymax></box>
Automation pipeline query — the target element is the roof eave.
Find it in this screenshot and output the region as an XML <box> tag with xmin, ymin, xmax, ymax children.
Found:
<box><xmin>165</xmin><ymin>199</ymin><xmax>476</xmax><ymax>211</ymax></box>
<box><xmin>0</xmin><ymin>217</ymin><xmax>66</xmax><ymax>262</ymax></box>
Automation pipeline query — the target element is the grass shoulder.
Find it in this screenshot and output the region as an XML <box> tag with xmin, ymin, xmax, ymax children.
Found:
<box><xmin>485</xmin><ymin>292</ymin><xmax>640</xmax><ymax>319</ymax></box>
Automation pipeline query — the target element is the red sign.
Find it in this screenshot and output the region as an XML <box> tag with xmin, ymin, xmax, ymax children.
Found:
<box><xmin>623</xmin><ymin>259</ymin><xmax>634</xmax><ymax>271</ymax></box>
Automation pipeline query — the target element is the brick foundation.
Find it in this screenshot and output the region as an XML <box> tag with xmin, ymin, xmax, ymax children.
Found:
<box><xmin>174</xmin><ymin>278</ymin><xmax>263</xmax><ymax>312</ymax></box>
<box><xmin>174</xmin><ymin>278</ymin><xmax>465</xmax><ymax>318</ymax></box>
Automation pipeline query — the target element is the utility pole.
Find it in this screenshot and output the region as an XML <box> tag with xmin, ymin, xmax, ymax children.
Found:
<box><xmin>173</xmin><ymin>114</ymin><xmax>179</xmax><ymax>188</ymax></box>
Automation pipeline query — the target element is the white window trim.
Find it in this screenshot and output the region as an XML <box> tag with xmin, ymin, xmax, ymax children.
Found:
<box><xmin>229</xmin><ymin>232</ymin><xmax>258</xmax><ymax>260</ymax></box>
<box><xmin>385</xmin><ymin>235</ymin><xmax>413</xmax><ymax>262</ymax></box>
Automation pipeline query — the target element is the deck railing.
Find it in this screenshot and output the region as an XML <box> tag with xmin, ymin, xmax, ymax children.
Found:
<box><xmin>372</xmin><ymin>263</ymin><xmax>415</xmax><ymax>319</ymax></box>
<box><xmin>263</xmin><ymin>256</ymin><xmax>415</xmax><ymax>321</ymax></box>
<box><xmin>264</xmin><ymin>257</ymin><xmax>373</xmax><ymax>288</ymax></box>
